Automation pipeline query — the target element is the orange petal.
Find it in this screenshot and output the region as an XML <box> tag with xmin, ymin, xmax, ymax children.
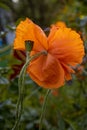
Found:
<box><xmin>55</xmin><ymin>21</ymin><xmax>66</xmax><ymax>28</ymax></box>
<box><xmin>61</xmin><ymin>62</ymin><xmax>75</xmax><ymax>80</ymax></box>
<box><xmin>48</xmin><ymin>21</ymin><xmax>66</xmax><ymax>44</ymax></box>
<box><xmin>48</xmin><ymin>26</ymin><xmax>57</xmax><ymax>44</ymax></box>
<box><xmin>51</xmin><ymin>21</ymin><xmax>66</xmax><ymax>29</ymax></box>
<box><xmin>14</xmin><ymin>18</ymin><xmax>48</xmax><ymax>51</ymax></box>
<box><xmin>27</xmin><ymin>53</ymin><xmax>65</xmax><ymax>89</ymax></box>
<box><xmin>48</xmin><ymin>27</ymin><xmax>85</xmax><ymax>66</ymax></box>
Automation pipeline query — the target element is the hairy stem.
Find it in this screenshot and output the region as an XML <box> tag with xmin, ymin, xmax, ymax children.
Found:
<box><xmin>12</xmin><ymin>50</ymin><xmax>47</xmax><ymax>130</ymax></box>
<box><xmin>39</xmin><ymin>89</ymin><xmax>51</xmax><ymax>130</ymax></box>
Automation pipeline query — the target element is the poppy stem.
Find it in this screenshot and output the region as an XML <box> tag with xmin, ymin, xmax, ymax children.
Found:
<box><xmin>11</xmin><ymin>50</ymin><xmax>47</xmax><ymax>130</ymax></box>
<box><xmin>39</xmin><ymin>89</ymin><xmax>51</xmax><ymax>130</ymax></box>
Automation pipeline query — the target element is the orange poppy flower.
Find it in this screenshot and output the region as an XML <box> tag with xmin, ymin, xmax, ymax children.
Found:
<box><xmin>13</xmin><ymin>18</ymin><xmax>85</xmax><ymax>89</ymax></box>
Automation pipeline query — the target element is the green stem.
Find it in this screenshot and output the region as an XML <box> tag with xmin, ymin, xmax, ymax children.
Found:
<box><xmin>39</xmin><ymin>89</ymin><xmax>51</xmax><ymax>130</ymax></box>
<box><xmin>26</xmin><ymin>87</ymin><xmax>41</xmax><ymax>100</ymax></box>
<box><xmin>12</xmin><ymin>50</ymin><xmax>47</xmax><ymax>130</ymax></box>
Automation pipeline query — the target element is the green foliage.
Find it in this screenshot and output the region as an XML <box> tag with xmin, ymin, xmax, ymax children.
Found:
<box><xmin>0</xmin><ymin>0</ymin><xmax>87</xmax><ymax>130</ymax></box>
<box><xmin>0</xmin><ymin>2</ymin><xmax>10</xmax><ymax>10</ymax></box>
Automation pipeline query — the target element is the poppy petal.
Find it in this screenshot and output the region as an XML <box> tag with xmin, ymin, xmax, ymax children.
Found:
<box><xmin>48</xmin><ymin>27</ymin><xmax>84</xmax><ymax>66</ymax></box>
<box><xmin>14</xmin><ymin>18</ymin><xmax>48</xmax><ymax>52</ymax></box>
<box><xmin>55</xmin><ymin>21</ymin><xmax>66</xmax><ymax>28</ymax></box>
<box><xmin>48</xmin><ymin>21</ymin><xmax>66</xmax><ymax>44</ymax></box>
<box><xmin>27</xmin><ymin>53</ymin><xmax>65</xmax><ymax>88</ymax></box>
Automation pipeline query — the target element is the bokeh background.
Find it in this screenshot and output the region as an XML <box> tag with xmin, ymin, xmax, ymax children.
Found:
<box><xmin>0</xmin><ymin>0</ymin><xmax>87</xmax><ymax>130</ymax></box>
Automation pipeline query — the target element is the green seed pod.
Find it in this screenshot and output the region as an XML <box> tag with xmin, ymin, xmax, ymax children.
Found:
<box><xmin>25</xmin><ymin>40</ymin><xmax>34</xmax><ymax>52</ymax></box>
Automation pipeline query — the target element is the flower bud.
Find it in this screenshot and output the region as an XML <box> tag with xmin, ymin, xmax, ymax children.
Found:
<box><xmin>25</xmin><ymin>40</ymin><xmax>34</xmax><ymax>52</ymax></box>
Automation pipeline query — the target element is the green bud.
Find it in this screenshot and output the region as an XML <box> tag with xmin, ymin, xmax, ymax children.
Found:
<box><xmin>25</xmin><ymin>40</ymin><xmax>34</xmax><ymax>52</ymax></box>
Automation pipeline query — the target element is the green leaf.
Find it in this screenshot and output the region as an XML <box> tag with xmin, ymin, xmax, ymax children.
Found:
<box><xmin>65</xmin><ymin>119</ymin><xmax>77</xmax><ymax>130</ymax></box>
<box><xmin>57</xmin><ymin>111</ymin><xmax>65</xmax><ymax>130</ymax></box>
<box><xmin>0</xmin><ymin>2</ymin><xmax>10</xmax><ymax>10</ymax></box>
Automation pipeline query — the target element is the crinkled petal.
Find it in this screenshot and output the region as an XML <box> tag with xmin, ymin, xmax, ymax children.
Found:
<box><xmin>48</xmin><ymin>27</ymin><xmax>85</xmax><ymax>66</ymax></box>
<box><xmin>27</xmin><ymin>53</ymin><xmax>65</xmax><ymax>89</ymax></box>
<box><xmin>14</xmin><ymin>18</ymin><xmax>48</xmax><ymax>51</ymax></box>
<box><xmin>48</xmin><ymin>21</ymin><xmax>66</xmax><ymax>44</ymax></box>
<box><xmin>48</xmin><ymin>26</ymin><xmax>58</xmax><ymax>44</ymax></box>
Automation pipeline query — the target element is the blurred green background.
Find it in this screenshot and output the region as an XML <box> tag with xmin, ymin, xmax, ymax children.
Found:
<box><xmin>0</xmin><ymin>0</ymin><xmax>87</xmax><ymax>130</ymax></box>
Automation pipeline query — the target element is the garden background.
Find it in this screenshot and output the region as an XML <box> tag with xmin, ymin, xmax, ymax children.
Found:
<box><xmin>0</xmin><ymin>0</ymin><xmax>87</xmax><ymax>130</ymax></box>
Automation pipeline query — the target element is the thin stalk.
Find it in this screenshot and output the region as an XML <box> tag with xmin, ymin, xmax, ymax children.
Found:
<box><xmin>26</xmin><ymin>87</ymin><xmax>41</xmax><ymax>100</ymax></box>
<box><xmin>39</xmin><ymin>89</ymin><xmax>51</xmax><ymax>130</ymax></box>
<box><xmin>12</xmin><ymin>50</ymin><xmax>47</xmax><ymax>130</ymax></box>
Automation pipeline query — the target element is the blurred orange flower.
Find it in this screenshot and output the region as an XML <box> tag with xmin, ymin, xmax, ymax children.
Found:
<box><xmin>13</xmin><ymin>18</ymin><xmax>85</xmax><ymax>89</ymax></box>
<box><xmin>51</xmin><ymin>89</ymin><xmax>58</xmax><ymax>97</ymax></box>
<box><xmin>51</xmin><ymin>21</ymin><xmax>66</xmax><ymax>28</ymax></box>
